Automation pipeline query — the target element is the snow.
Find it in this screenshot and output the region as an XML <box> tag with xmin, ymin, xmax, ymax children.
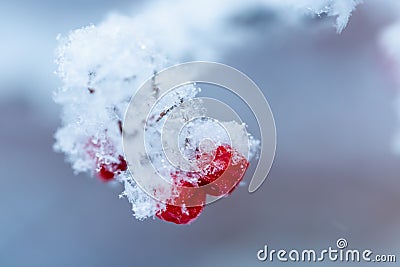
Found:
<box><xmin>54</xmin><ymin>0</ymin><xmax>361</xmax><ymax>220</ymax></box>
<box><xmin>53</xmin><ymin>23</ymin><xmax>259</xmax><ymax>219</ymax></box>
<box><xmin>279</xmin><ymin>0</ymin><xmax>362</xmax><ymax>32</ymax></box>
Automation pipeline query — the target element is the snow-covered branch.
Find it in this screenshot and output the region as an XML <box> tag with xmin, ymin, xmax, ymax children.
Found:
<box><xmin>54</xmin><ymin>0</ymin><xmax>361</xmax><ymax>222</ymax></box>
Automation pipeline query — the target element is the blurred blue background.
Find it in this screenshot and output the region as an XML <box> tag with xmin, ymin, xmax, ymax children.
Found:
<box><xmin>0</xmin><ymin>0</ymin><xmax>399</xmax><ymax>266</ymax></box>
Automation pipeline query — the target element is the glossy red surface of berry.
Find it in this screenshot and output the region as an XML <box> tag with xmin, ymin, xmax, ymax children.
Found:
<box><xmin>156</xmin><ymin>144</ymin><xmax>249</xmax><ymax>224</ymax></box>
<box><xmin>156</xmin><ymin>180</ymin><xmax>206</xmax><ymax>225</ymax></box>
<box><xmin>198</xmin><ymin>144</ymin><xmax>249</xmax><ymax>196</ymax></box>
<box><xmin>156</xmin><ymin>203</ymin><xmax>204</xmax><ymax>225</ymax></box>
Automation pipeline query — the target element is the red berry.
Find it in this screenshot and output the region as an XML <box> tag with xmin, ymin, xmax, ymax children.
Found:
<box><xmin>98</xmin><ymin>165</ymin><xmax>114</xmax><ymax>181</ymax></box>
<box><xmin>97</xmin><ymin>155</ymin><xmax>127</xmax><ymax>182</ymax></box>
<box><xmin>156</xmin><ymin>203</ymin><xmax>204</xmax><ymax>225</ymax></box>
<box><xmin>85</xmin><ymin>137</ymin><xmax>128</xmax><ymax>182</ymax></box>
<box><xmin>156</xmin><ymin>180</ymin><xmax>206</xmax><ymax>224</ymax></box>
<box><xmin>198</xmin><ymin>144</ymin><xmax>249</xmax><ymax>196</ymax></box>
<box><xmin>197</xmin><ymin>145</ymin><xmax>232</xmax><ymax>184</ymax></box>
<box><xmin>155</xmin><ymin>143</ymin><xmax>249</xmax><ymax>224</ymax></box>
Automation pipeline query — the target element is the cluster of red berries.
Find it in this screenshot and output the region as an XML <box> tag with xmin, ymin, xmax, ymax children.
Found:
<box><xmin>156</xmin><ymin>144</ymin><xmax>249</xmax><ymax>224</ymax></box>
<box><xmin>86</xmin><ymin>137</ymin><xmax>249</xmax><ymax>224</ymax></box>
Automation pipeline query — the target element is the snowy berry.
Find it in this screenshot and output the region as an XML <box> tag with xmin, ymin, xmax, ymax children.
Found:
<box><xmin>156</xmin><ymin>180</ymin><xmax>206</xmax><ymax>224</ymax></box>
<box><xmin>155</xmin><ymin>144</ymin><xmax>249</xmax><ymax>224</ymax></box>
<box><xmin>97</xmin><ymin>155</ymin><xmax>128</xmax><ymax>182</ymax></box>
<box><xmin>85</xmin><ymin>137</ymin><xmax>128</xmax><ymax>182</ymax></box>
<box><xmin>198</xmin><ymin>144</ymin><xmax>249</xmax><ymax>196</ymax></box>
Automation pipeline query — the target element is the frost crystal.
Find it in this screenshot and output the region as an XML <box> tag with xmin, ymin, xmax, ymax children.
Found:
<box><xmin>294</xmin><ymin>0</ymin><xmax>362</xmax><ymax>32</ymax></box>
